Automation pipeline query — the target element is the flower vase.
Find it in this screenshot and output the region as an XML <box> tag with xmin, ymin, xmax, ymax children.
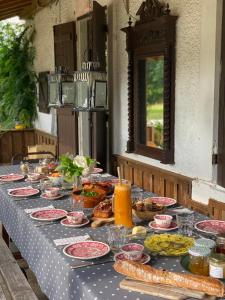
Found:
<box><xmin>73</xmin><ymin>175</ymin><xmax>82</xmax><ymax>191</ymax></box>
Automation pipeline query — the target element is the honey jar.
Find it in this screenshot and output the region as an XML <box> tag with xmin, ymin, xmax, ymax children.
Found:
<box><xmin>188</xmin><ymin>246</ymin><xmax>211</xmax><ymax>276</ymax></box>
<box><xmin>209</xmin><ymin>253</ymin><xmax>225</xmax><ymax>279</ymax></box>
<box><xmin>216</xmin><ymin>235</ymin><xmax>225</xmax><ymax>254</ymax></box>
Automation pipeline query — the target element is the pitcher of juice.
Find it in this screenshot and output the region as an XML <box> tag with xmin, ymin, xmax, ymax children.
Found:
<box><xmin>113</xmin><ymin>181</ymin><xmax>133</xmax><ymax>228</ymax></box>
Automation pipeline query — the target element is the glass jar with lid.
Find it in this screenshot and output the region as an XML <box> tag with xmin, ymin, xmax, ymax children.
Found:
<box><xmin>195</xmin><ymin>238</ymin><xmax>216</xmax><ymax>250</ymax></box>
<box><xmin>216</xmin><ymin>235</ymin><xmax>225</xmax><ymax>254</ymax></box>
<box><xmin>188</xmin><ymin>246</ymin><xmax>211</xmax><ymax>276</ymax></box>
<box><xmin>209</xmin><ymin>253</ymin><xmax>225</xmax><ymax>279</ymax></box>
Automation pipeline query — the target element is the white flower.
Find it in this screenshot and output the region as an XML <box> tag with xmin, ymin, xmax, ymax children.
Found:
<box><xmin>73</xmin><ymin>155</ymin><xmax>88</xmax><ymax>169</ymax></box>
<box><xmin>82</xmin><ymin>167</ymin><xmax>91</xmax><ymax>177</ymax></box>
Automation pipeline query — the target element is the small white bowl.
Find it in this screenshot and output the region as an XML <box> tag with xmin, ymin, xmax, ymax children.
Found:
<box><xmin>45</xmin><ymin>187</ymin><xmax>60</xmax><ymax>197</ymax></box>
<box><xmin>121</xmin><ymin>243</ymin><xmax>144</xmax><ymax>261</ymax></box>
<box><xmin>154</xmin><ymin>214</ymin><xmax>172</xmax><ymax>228</ymax></box>
<box><xmin>67</xmin><ymin>211</ymin><xmax>84</xmax><ymax>225</ymax></box>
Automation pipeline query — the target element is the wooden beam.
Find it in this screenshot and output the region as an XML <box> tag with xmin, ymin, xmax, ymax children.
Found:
<box><xmin>0</xmin><ymin>1</ymin><xmax>31</xmax><ymax>10</ymax></box>
<box><xmin>0</xmin><ymin>0</ymin><xmax>31</xmax><ymax>4</ymax></box>
<box><xmin>0</xmin><ymin>4</ymin><xmax>32</xmax><ymax>14</ymax></box>
<box><xmin>0</xmin><ymin>11</ymin><xmax>23</xmax><ymax>20</ymax></box>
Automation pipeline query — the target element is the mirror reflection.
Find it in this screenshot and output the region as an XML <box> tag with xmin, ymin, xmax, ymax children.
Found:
<box><xmin>138</xmin><ymin>55</ymin><xmax>164</xmax><ymax>149</ymax></box>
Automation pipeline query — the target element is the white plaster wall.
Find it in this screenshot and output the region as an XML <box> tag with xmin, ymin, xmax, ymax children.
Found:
<box><xmin>112</xmin><ymin>0</ymin><xmax>222</xmax><ymax>203</ymax></box>
<box><xmin>33</xmin><ymin>0</ymin><xmax>223</xmax><ymax>203</ymax></box>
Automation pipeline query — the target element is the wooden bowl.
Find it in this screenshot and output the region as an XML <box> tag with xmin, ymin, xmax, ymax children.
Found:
<box><xmin>132</xmin><ymin>208</ymin><xmax>165</xmax><ymax>221</ymax></box>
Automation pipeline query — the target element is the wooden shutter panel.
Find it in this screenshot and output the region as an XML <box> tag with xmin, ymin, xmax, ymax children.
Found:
<box><xmin>92</xmin><ymin>2</ymin><xmax>106</xmax><ymax>71</ymax></box>
<box><xmin>57</xmin><ymin>107</ymin><xmax>78</xmax><ymax>156</ymax></box>
<box><xmin>53</xmin><ymin>21</ymin><xmax>77</xmax><ymax>72</ymax></box>
<box><xmin>38</xmin><ymin>71</ymin><xmax>49</xmax><ymax>114</ymax></box>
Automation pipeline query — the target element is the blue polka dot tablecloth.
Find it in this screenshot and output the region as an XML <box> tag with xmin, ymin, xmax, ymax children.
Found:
<box><xmin>0</xmin><ymin>165</ymin><xmax>220</xmax><ymax>300</ymax></box>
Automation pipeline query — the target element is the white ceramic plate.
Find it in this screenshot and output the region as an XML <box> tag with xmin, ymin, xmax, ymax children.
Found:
<box><xmin>146</xmin><ymin>197</ymin><xmax>177</xmax><ymax>207</ymax></box>
<box><xmin>8</xmin><ymin>187</ymin><xmax>39</xmax><ymax>198</ymax></box>
<box><xmin>30</xmin><ymin>209</ymin><xmax>67</xmax><ymax>221</ymax></box>
<box><xmin>63</xmin><ymin>241</ymin><xmax>110</xmax><ymax>260</ymax></box>
<box><xmin>40</xmin><ymin>193</ymin><xmax>64</xmax><ymax>200</ymax></box>
<box><xmin>0</xmin><ymin>174</ymin><xmax>24</xmax><ymax>182</ymax></box>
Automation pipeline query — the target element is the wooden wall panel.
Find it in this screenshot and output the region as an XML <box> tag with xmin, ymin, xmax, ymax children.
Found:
<box><xmin>11</xmin><ymin>131</ymin><xmax>24</xmax><ymax>156</ymax></box>
<box><xmin>0</xmin><ymin>129</ymin><xmax>57</xmax><ymax>164</ymax></box>
<box><xmin>0</xmin><ymin>132</ymin><xmax>12</xmax><ymax>163</ymax></box>
<box><xmin>34</xmin><ymin>129</ymin><xmax>57</xmax><ymax>146</ymax></box>
<box><xmin>113</xmin><ymin>154</ymin><xmax>192</xmax><ymax>205</ymax></box>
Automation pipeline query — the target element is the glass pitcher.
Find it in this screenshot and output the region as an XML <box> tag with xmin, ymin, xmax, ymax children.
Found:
<box><xmin>113</xmin><ymin>181</ymin><xmax>133</xmax><ymax>228</ymax></box>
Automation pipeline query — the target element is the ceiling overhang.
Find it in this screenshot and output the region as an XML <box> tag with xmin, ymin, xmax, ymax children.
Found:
<box><xmin>0</xmin><ymin>0</ymin><xmax>57</xmax><ymax>21</ymax></box>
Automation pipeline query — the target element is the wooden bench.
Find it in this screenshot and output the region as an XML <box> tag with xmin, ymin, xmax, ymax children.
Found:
<box><xmin>113</xmin><ymin>155</ymin><xmax>192</xmax><ymax>206</ymax></box>
<box><xmin>0</xmin><ymin>236</ymin><xmax>37</xmax><ymax>300</ymax></box>
<box><xmin>208</xmin><ymin>198</ymin><xmax>225</xmax><ymax>220</ymax></box>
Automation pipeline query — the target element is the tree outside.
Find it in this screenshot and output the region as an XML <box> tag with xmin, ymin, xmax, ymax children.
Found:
<box><xmin>0</xmin><ymin>22</ymin><xmax>37</xmax><ymax>129</ymax></box>
<box><xmin>145</xmin><ymin>56</ymin><xmax>164</xmax><ymax>148</ymax></box>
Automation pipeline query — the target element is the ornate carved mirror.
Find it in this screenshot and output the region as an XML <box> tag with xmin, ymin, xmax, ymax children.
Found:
<box><xmin>122</xmin><ymin>0</ymin><xmax>177</xmax><ymax>164</ymax></box>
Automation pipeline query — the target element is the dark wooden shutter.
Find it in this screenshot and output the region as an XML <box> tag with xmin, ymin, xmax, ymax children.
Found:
<box><xmin>38</xmin><ymin>71</ymin><xmax>50</xmax><ymax>114</ymax></box>
<box><xmin>57</xmin><ymin>107</ymin><xmax>78</xmax><ymax>156</ymax></box>
<box><xmin>92</xmin><ymin>2</ymin><xmax>106</xmax><ymax>71</ymax></box>
<box><xmin>53</xmin><ymin>22</ymin><xmax>77</xmax><ymax>72</ymax></box>
<box><xmin>218</xmin><ymin>1</ymin><xmax>225</xmax><ymax>187</ymax></box>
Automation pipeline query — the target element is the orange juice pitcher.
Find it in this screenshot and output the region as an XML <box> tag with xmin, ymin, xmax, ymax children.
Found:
<box><xmin>113</xmin><ymin>181</ymin><xmax>133</xmax><ymax>228</ymax></box>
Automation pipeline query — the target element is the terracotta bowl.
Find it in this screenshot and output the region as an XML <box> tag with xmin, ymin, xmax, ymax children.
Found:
<box><xmin>72</xmin><ymin>187</ymin><xmax>107</xmax><ymax>208</ymax></box>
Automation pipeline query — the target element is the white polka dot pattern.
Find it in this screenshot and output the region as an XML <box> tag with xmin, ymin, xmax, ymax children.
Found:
<box><xmin>0</xmin><ymin>165</ymin><xmax>208</xmax><ymax>300</ymax></box>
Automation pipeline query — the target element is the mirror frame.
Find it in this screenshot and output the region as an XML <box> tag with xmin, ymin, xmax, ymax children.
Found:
<box><xmin>122</xmin><ymin>0</ymin><xmax>177</xmax><ymax>164</ymax></box>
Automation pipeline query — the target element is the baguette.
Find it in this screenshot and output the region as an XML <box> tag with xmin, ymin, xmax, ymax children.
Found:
<box><xmin>114</xmin><ymin>260</ymin><xmax>225</xmax><ymax>297</ymax></box>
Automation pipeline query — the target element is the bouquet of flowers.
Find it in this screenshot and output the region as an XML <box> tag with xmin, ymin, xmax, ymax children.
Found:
<box><xmin>56</xmin><ymin>154</ymin><xmax>97</xmax><ymax>180</ymax></box>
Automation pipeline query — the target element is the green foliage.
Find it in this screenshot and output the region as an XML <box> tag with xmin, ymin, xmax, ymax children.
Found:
<box><xmin>56</xmin><ymin>154</ymin><xmax>84</xmax><ymax>178</ymax></box>
<box><xmin>56</xmin><ymin>154</ymin><xmax>97</xmax><ymax>179</ymax></box>
<box><xmin>0</xmin><ymin>22</ymin><xmax>37</xmax><ymax>129</ymax></box>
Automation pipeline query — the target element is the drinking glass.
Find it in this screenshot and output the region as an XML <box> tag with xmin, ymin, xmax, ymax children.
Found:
<box><xmin>40</xmin><ymin>178</ymin><xmax>52</xmax><ymax>193</ymax></box>
<box><xmin>20</xmin><ymin>162</ymin><xmax>29</xmax><ymax>175</ymax></box>
<box><xmin>132</xmin><ymin>192</ymin><xmax>143</xmax><ymax>203</ymax></box>
<box><xmin>107</xmin><ymin>225</ymin><xmax>129</xmax><ymax>251</ymax></box>
<box><xmin>70</xmin><ymin>197</ymin><xmax>84</xmax><ymax>212</ymax></box>
<box><xmin>176</xmin><ymin>212</ymin><xmax>194</xmax><ymax>236</ymax></box>
<box><xmin>28</xmin><ymin>164</ymin><xmax>35</xmax><ymax>173</ymax></box>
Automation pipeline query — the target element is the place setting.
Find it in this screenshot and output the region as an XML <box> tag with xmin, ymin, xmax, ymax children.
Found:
<box><xmin>0</xmin><ymin>173</ymin><xmax>25</xmax><ymax>183</ymax></box>
<box><xmin>7</xmin><ymin>186</ymin><xmax>40</xmax><ymax>199</ymax></box>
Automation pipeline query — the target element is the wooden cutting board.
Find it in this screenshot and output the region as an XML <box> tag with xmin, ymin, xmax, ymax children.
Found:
<box><xmin>120</xmin><ymin>278</ymin><xmax>216</xmax><ymax>300</ymax></box>
<box><xmin>91</xmin><ymin>217</ymin><xmax>114</xmax><ymax>228</ymax></box>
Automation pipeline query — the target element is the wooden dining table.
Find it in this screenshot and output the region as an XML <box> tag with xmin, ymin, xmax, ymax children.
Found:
<box><xmin>0</xmin><ymin>164</ymin><xmax>215</xmax><ymax>300</ymax></box>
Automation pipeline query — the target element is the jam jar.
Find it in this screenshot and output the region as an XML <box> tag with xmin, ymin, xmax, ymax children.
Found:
<box><xmin>195</xmin><ymin>238</ymin><xmax>216</xmax><ymax>250</ymax></box>
<box><xmin>188</xmin><ymin>246</ymin><xmax>211</xmax><ymax>276</ymax></box>
<box><xmin>209</xmin><ymin>253</ymin><xmax>225</xmax><ymax>279</ymax></box>
<box><xmin>216</xmin><ymin>235</ymin><xmax>225</xmax><ymax>254</ymax></box>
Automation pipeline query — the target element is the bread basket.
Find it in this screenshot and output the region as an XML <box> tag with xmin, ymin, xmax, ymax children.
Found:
<box><xmin>132</xmin><ymin>207</ymin><xmax>165</xmax><ymax>221</ymax></box>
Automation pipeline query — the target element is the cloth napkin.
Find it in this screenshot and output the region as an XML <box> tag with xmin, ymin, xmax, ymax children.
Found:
<box><xmin>25</xmin><ymin>205</ymin><xmax>55</xmax><ymax>214</ymax></box>
<box><xmin>101</xmin><ymin>173</ymin><xmax>112</xmax><ymax>178</ymax></box>
<box><xmin>167</xmin><ymin>207</ymin><xmax>193</xmax><ymax>215</ymax></box>
<box><xmin>53</xmin><ymin>234</ymin><xmax>91</xmax><ymax>246</ymax></box>
<box><xmin>7</xmin><ymin>186</ymin><xmax>33</xmax><ymax>193</ymax></box>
